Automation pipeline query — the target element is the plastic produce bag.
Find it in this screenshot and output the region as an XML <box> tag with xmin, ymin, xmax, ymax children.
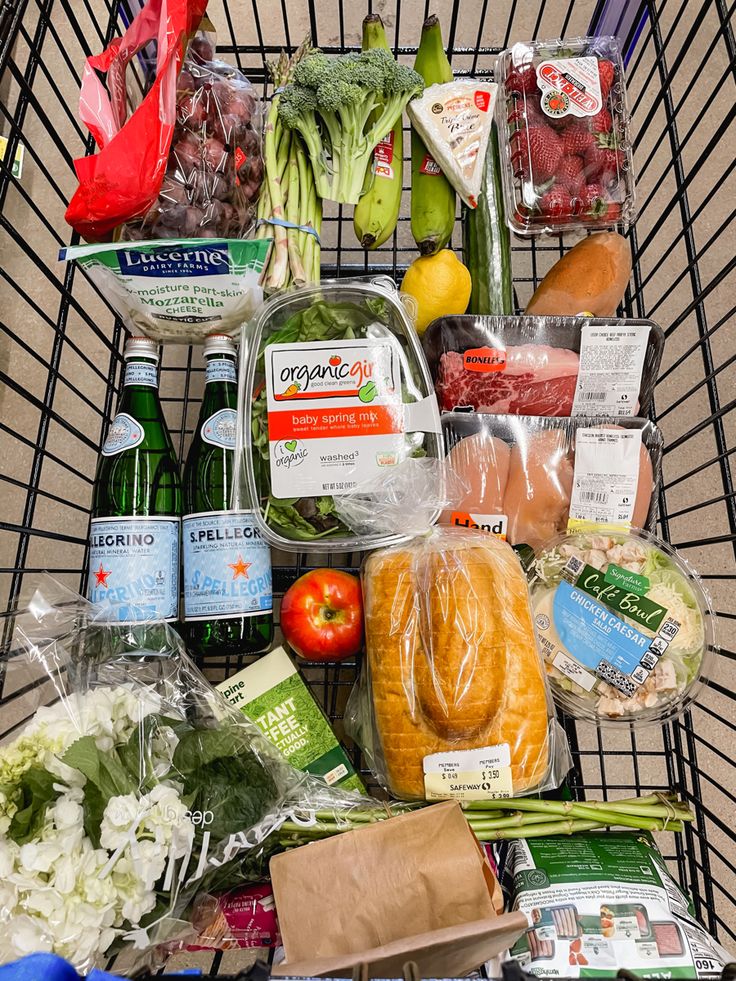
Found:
<box><xmin>347</xmin><ymin>527</ymin><xmax>571</xmax><ymax>801</ymax></box>
<box><xmin>421</xmin><ymin>315</ymin><xmax>664</xmax><ymax>417</ymax></box>
<box><xmin>0</xmin><ymin>577</ymin><xmax>368</xmax><ymax>970</ymax></box>
<box><xmin>527</xmin><ymin>530</ymin><xmax>716</xmax><ymax>724</ymax></box>
<box><xmin>440</xmin><ymin>412</ymin><xmax>663</xmax><ymax>550</ymax></box>
<box><xmin>121</xmin><ymin>33</ymin><xmax>264</xmax><ymax>242</ymax></box>
<box><xmin>66</xmin><ymin>0</ymin><xmax>208</xmax><ymax>241</ymax></box>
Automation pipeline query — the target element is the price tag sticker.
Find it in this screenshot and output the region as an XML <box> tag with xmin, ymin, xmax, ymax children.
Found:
<box><xmin>423</xmin><ymin>744</ymin><xmax>513</xmax><ymax>800</ymax></box>
<box><xmin>572</xmin><ymin>324</ymin><xmax>650</xmax><ymax>417</ymax></box>
<box><xmin>568</xmin><ymin>428</ymin><xmax>642</xmax><ymax>530</ymax></box>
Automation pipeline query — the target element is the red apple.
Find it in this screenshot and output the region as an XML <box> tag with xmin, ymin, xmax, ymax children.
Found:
<box><xmin>280</xmin><ymin>569</ymin><xmax>363</xmax><ymax>662</ymax></box>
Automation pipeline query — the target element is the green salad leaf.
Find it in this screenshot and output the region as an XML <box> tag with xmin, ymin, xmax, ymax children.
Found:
<box><xmin>172</xmin><ymin>726</ymin><xmax>278</xmax><ymax>841</ymax></box>
<box><xmin>7</xmin><ymin>766</ymin><xmax>60</xmax><ymax>845</ymax></box>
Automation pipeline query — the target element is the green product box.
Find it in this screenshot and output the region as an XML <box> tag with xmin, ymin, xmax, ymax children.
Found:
<box><xmin>217</xmin><ymin>646</ymin><xmax>365</xmax><ymax>794</ymax></box>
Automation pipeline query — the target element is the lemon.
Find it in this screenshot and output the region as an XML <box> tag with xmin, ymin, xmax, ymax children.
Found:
<box><xmin>401</xmin><ymin>250</ymin><xmax>472</xmax><ymax>335</ymax></box>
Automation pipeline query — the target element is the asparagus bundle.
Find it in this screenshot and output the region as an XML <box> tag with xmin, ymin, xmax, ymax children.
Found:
<box><xmin>257</xmin><ymin>40</ymin><xmax>321</xmax><ymax>292</ymax></box>
<box><xmin>278</xmin><ymin>793</ymin><xmax>694</xmax><ymax>848</ymax></box>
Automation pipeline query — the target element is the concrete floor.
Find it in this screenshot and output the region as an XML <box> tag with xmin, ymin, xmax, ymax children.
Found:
<box><xmin>0</xmin><ymin>0</ymin><xmax>734</xmax><ymax>964</ymax></box>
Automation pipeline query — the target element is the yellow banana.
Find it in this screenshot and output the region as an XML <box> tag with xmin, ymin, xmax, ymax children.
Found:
<box><xmin>353</xmin><ymin>15</ymin><xmax>403</xmax><ymax>249</ymax></box>
<box><xmin>411</xmin><ymin>15</ymin><xmax>456</xmax><ymax>255</ymax></box>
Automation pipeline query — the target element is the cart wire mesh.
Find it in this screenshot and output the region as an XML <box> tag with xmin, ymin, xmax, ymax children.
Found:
<box><xmin>0</xmin><ymin>0</ymin><xmax>734</xmax><ymax>972</ymax></box>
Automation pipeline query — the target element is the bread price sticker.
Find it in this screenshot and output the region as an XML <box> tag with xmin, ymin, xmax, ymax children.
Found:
<box><xmin>423</xmin><ymin>744</ymin><xmax>513</xmax><ymax>800</ymax></box>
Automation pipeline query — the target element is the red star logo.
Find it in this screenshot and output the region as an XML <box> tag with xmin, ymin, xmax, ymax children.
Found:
<box><xmin>94</xmin><ymin>563</ymin><xmax>111</xmax><ymax>587</ymax></box>
<box><xmin>228</xmin><ymin>555</ymin><xmax>251</xmax><ymax>580</ymax></box>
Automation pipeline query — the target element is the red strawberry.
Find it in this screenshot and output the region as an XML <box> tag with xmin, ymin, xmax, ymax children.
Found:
<box><xmin>538</xmin><ymin>184</ymin><xmax>572</xmax><ymax>222</ymax></box>
<box><xmin>580</xmin><ymin>181</ymin><xmax>620</xmax><ymax>221</ymax></box>
<box><xmin>589</xmin><ymin>108</ymin><xmax>612</xmax><ymax>134</ymax></box>
<box><xmin>598</xmin><ymin>59</ymin><xmax>615</xmax><ymax>99</ymax></box>
<box><xmin>584</xmin><ymin>144</ymin><xmax>624</xmax><ymax>183</ymax></box>
<box><xmin>562</xmin><ymin>123</ymin><xmax>595</xmax><ymax>155</ymax></box>
<box><xmin>558</xmin><ymin>154</ymin><xmax>585</xmax><ymax>194</ymax></box>
<box><xmin>511</xmin><ymin>125</ymin><xmax>563</xmax><ymax>182</ymax></box>
<box><xmin>507</xmin><ymin>97</ymin><xmax>545</xmax><ymax>129</ymax></box>
<box><xmin>580</xmin><ymin>181</ymin><xmax>606</xmax><ymax>214</ymax></box>
<box><xmin>505</xmin><ymin>63</ymin><xmax>538</xmax><ymax>95</ymax></box>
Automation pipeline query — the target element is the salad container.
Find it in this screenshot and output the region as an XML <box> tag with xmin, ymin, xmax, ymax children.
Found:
<box><xmin>526</xmin><ymin>530</ymin><xmax>715</xmax><ymax>725</ymax></box>
<box><xmin>239</xmin><ymin>278</ymin><xmax>443</xmax><ymax>552</ymax></box>
<box><xmin>495</xmin><ymin>36</ymin><xmax>636</xmax><ymax>235</ymax></box>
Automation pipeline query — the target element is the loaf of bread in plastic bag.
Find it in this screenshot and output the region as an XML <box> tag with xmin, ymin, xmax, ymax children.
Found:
<box><xmin>362</xmin><ymin>527</ymin><xmax>553</xmax><ymax>799</ymax></box>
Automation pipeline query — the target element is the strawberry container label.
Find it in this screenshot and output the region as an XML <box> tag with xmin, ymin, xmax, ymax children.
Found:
<box><xmin>264</xmin><ymin>338</ymin><xmax>406</xmax><ymax>499</ymax></box>
<box><xmin>536</xmin><ymin>57</ymin><xmax>603</xmax><ymax>118</ymax></box>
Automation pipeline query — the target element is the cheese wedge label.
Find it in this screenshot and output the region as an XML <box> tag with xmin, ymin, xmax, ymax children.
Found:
<box><xmin>408</xmin><ymin>80</ymin><xmax>496</xmax><ymax>208</ymax></box>
<box><xmin>423</xmin><ymin>744</ymin><xmax>513</xmax><ymax>800</ymax></box>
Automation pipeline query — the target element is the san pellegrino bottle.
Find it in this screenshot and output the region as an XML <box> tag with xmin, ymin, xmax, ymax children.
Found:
<box><xmin>88</xmin><ymin>337</ymin><xmax>182</xmax><ymax>623</ymax></box>
<box><xmin>183</xmin><ymin>334</ymin><xmax>273</xmax><ymax>656</ymax></box>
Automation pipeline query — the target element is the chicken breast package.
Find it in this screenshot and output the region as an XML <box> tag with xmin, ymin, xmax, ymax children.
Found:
<box><xmin>440</xmin><ymin>412</ymin><xmax>663</xmax><ymax>550</ymax></box>
<box><xmin>422</xmin><ymin>315</ymin><xmax>663</xmax><ymax>417</ymax></box>
<box><xmin>350</xmin><ymin>527</ymin><xmax>571</xmax><ymax>801</ymax></box>
<box><xmin>527</xmin><ymin>530</ymin><xmax>716</xmax><ymax>725</ymax></box>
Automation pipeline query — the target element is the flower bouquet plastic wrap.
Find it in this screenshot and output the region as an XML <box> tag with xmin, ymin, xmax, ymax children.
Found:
<box><xmin>0</xmin><ymin>578</ymin><xmax>368</xmax><ymax>970</ymax></box>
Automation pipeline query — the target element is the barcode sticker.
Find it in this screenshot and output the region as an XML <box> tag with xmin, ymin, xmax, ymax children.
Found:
<box><xmin>572</xmin><ymin>324</ymin><xmax>650</xmax><ymax>417</ymax></box>
<box><xmin>568</xmin><ymin>428</ymin><xmax>641</xmax><ymax>529</ymax></box>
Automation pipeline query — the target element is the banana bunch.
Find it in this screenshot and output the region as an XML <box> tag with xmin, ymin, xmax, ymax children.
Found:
<box><xmin>410</xmin><ymin>16</ymin><xmax>455</xmax><ymax>255</ymax></box>
<box><xmin>353</xmin><ymin>15</ymin><xmax>455</xmax><ymax>255</ymax></box>
<box><xmin>353</xmin><ymin>15</ymin><xmax>402</xmax><ymax>249</ymax></box>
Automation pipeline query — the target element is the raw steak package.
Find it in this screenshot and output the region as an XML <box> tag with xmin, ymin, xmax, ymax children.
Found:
<box><xmin>440</xmin><ymin>412</ymin><xmax>663</xmax><ymax>549</ymax></box>
<box><xmin>422</xmin><ymin>315</ymin><xmax>663</xmax><ymax>416</ymax></box>
<box><xmin>502</xmin><ymin>832</ymin><xmax>732</xmax><ymax>978</ymax></box>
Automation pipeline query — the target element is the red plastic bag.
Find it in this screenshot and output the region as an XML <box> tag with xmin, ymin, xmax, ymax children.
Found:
<box><xmin>65</xmin><ymin>0</ymin><xmax>207</xmax><ymax>241</ymax></box>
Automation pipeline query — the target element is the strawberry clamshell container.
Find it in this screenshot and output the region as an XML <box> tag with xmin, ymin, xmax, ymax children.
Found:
<box><xmin>495</xmin><ymin>36</ymin><xmax>636</xmax><ymax>235</ymax></box>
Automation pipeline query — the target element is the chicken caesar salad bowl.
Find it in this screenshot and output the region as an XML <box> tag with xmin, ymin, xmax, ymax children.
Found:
<box><xmin>527</xmin><ymin>529</ymin><xmax>715</xmax><ymax>726</ymax></box>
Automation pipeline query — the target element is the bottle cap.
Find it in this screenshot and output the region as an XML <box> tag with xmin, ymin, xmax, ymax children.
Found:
<box><xmin>203</xmin><ymin>333</ymin><xmax>237</xmax><ymax>357</ymax></box>
<box><xmin>124</xmin><ymin>336</ymin><xmax>159</xmax><ymax>362</ymax></box>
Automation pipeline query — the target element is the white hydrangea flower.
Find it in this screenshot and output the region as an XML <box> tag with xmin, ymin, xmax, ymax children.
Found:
<box><xmin>0</xmin><ymin>688</ymin><xmax>196</xmax><ymax>969</ymax></box>
<box><xmin>0</xmin><ymin>685</ymin><xmax>164</xmax><ymax>828</ymax></box>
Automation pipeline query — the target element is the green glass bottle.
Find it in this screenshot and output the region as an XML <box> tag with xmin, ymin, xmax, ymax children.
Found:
<box><xmin>183</xmin><ymin>334</ymin><xmax>273</xmax><ymax>657</ymax></box>
<box><xmin>88</xmin><ymin>337</ymin><xmax>182</xmax><ymax>624</ymax></box>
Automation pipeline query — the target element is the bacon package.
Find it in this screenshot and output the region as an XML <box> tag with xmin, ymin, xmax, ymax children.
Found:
<box><xmin>422</xmin><ymin>315</ymin><xmax>663</xmax><ymax>417</ymax></box>
<box><xmin>440</xmin><ymin>412</ymin><xmax>663</xmax><ymax>550</ymax></box>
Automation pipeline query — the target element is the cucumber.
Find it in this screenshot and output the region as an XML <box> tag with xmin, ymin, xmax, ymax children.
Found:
<box><xmin>463</xmin><ymin>124</ymin><xmax>513</xmax><ymax>315</ymax></box>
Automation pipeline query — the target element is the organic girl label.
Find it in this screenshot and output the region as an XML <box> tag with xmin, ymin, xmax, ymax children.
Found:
<box><xmin>264</xmin><ymin>338</ymin><xmax>406</xmax><ymax>499</ymax></box>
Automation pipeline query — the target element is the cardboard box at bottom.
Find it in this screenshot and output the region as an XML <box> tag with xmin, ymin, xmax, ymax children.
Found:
<box><xmin>270</xmin><ymin>800</ymin><xmax>529</xmax><ymax>978</ymax></box>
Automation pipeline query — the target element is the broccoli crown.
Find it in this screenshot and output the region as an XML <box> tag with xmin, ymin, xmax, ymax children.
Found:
<box><xmin>286</xmin><ymin>48</ymin><xmax>422</xmax><ymax>107</ymax></box>
<box><xmin>278</xmin><ymin>84</ymin><xmax>318</xmax><ymax>127</ymax></box>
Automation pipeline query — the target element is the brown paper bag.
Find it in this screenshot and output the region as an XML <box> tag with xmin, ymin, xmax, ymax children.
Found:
<box><xmin>270</xmin><ymin>801</ymin><xmax>528</xmax><ymax>977</ymax></box>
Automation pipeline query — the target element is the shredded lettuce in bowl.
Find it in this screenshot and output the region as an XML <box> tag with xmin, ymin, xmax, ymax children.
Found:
<box><xmin>527</xmin><ymin>531</ymin><xmax>714</xmax><ymax>725</ymax></box>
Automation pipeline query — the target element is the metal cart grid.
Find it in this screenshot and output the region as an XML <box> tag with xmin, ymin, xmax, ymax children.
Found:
<box><xmin>0</xmin><ymin>0</ymin><xmax>734</xmax><ymax>968</ymax></box>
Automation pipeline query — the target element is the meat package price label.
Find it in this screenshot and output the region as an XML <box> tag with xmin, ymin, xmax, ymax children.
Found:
<box><xmin>568</xmin><ymin>428</ymin><xmax>641</xmax><ymax>529</ymax></box>
<box><xmin>423</xmin><ymin>744</ymin><xmax>513</xmax><ymax>800</ymax></box>
<box><xmin>572</xmin><ymin>324</ymin><xmax>650</xmax><ymax>417</ymax></box>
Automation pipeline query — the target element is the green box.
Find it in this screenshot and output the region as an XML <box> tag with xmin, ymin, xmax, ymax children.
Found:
<box><xmin>217</xmin><ymin>646</ymin><xmax>365</xmax><ymax>793</ymax></box>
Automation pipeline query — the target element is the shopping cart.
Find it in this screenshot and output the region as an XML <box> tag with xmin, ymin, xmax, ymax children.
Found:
<box><xmin>0</xmin><ymin>0</ymin><xmax>734</xmax><ymax>974</ymax></box>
